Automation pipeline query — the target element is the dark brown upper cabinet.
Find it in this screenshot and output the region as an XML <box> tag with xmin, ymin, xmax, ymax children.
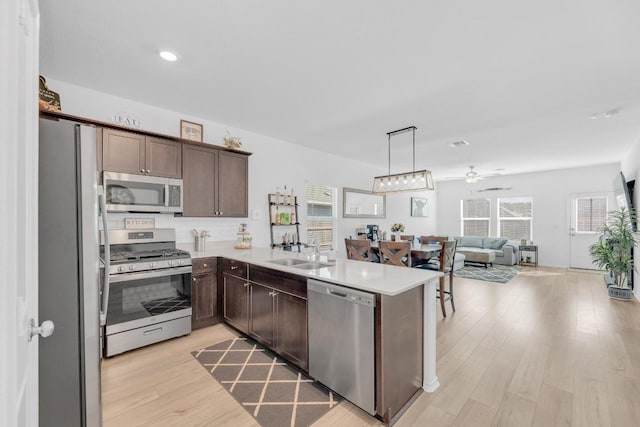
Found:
<box><xmin>102</xmin><ymin>128</ymin><xmax>182</xmax><ymax>178</ymax></box>
<box><xmin>182</xmin><ymin>144</ymin><xmax>248</xmax><ymax>217</ymax></box>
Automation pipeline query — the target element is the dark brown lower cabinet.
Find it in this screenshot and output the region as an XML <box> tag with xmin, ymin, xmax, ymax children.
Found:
<box><xmin>223</xmin><ymin>273</ymin><xmax>249</xmax><ymax>334</ymax></box>
<box><xmin>191</xmin><ymin>258</ymin><xmax>219</xmax><ymax>330</ymax></box>
<box><xmin>246</xmin><ymin>265</ymin><xmax>308</xmax><ymax>371</ymax></box>
<box><xmin>275</xmin><ymin>292</ymin><xmax>307</xmax><ymax>370</ymax></box>
<box><xmin>248</xmin><ymin>282</ymin><xmax>275</xmax><ymax>347</ymax></box>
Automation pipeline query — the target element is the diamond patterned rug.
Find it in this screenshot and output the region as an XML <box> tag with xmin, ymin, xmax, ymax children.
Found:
<box><xmin>454</xmin><ymin>264</ymin><xmax>522</xmax><ymax>283</ymax></box>
<box><xmin>192</xmin><ymin>337</ymin><xmax>341</xmax><ymax>427</ymax></box>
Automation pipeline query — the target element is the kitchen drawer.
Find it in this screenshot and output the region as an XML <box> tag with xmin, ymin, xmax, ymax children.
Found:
<box><xmin>192</xmin><ymin>257</ymin><xmax>217</xmax><ymax>274</ymax></box>
<box><xmin>219</xmin><ymin>258</ymin><xmax>248</xmax><ymax>278</ymax></box>
<box><xmin>249</xmin><ymin>265</ymin><xmax>306</xmax><ymax>299</ymax></box>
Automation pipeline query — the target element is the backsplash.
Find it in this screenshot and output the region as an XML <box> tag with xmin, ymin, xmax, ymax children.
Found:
<box><xmin>104</xmin><ymin>213</ymin><xmax>242</xmax><ymax>244</ymax></box>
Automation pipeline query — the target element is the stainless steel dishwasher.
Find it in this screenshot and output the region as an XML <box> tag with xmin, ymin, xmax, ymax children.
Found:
<box><xmin>308</xmin><ymin>279</ymin><xmax>376</xmax><ymax>415</ymax></box>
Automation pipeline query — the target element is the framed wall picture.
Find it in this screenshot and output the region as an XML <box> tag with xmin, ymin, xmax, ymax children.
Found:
<box><xmin>411</xmin><ymin>197</ymin><xmax>428</xmax><ymax>217</ymax></box>
<box><xmin>180</xmin><ymin>120</ymin><xmax>203</xmax><ymax>142</ymax></box>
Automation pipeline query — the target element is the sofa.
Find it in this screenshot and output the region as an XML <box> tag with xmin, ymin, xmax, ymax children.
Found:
<box><xmin>453</xmin><ymin>236</ymin><xmax>519</xmax><ymax>266</ymax></box>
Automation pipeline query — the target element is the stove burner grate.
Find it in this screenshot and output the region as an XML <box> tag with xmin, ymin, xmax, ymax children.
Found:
<box><xmin>141</xmin><ymin>295</ymin><xmax>190</xmax><ymax>315</ymax></box>
<box><xmin>110</xmin><ymin>248</ymin><xmax>190</xmax><ymax>262</ymax></box>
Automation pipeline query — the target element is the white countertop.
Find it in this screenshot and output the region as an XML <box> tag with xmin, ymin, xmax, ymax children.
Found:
<box><xmin>178</xmin><ymin>241</ymin><xmax>442</xmax><ymax>296</ymax></box>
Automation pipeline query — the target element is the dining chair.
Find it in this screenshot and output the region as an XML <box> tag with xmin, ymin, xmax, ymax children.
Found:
<box><xmin>379</xmin><ymin>240</ymin><xmax>412</xmax><ymax>267</ymax></box>
<box><xmin>345</xmin><ymin>238</ymin><xmax>377</xmax><ymax>262</ymax></box>
<box><xmin>417</xmin><ymin>239</ymin><xmax>457</xmax><ymax>317</ymax></box>
<box><xmin>400</xmin><ymin>234</ymin><xmax>415</xmax><ymax>243</ymax></box>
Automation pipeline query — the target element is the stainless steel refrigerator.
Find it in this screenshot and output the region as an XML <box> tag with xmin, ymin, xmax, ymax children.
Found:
<box><xmin>39</xmin><ymin>117</ymin><xmax>102</xmax><ymax>426</ymax></box>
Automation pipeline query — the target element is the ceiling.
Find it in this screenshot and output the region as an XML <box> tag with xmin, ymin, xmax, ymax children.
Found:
<box><xmin>39</xmin><ymin>0</ymin><xmax>640</xmax><ymax>181</ymax></box>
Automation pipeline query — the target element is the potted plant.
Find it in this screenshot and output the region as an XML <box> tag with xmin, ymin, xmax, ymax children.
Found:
<box><xmin>589</xmin><ymin>207</ymin><xmax>638</xmax><ymax>300</ymax></box>
<box><xmin>390</xmin><ymin>223</ymin><xmax>405</xmax><ymax>241</ymax></box>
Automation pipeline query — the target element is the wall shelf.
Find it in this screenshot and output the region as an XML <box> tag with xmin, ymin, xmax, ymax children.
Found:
<box><xmin>268</xmin><ymin>193</ymin><xmax>301</xmax><ymax>252</ymax></box>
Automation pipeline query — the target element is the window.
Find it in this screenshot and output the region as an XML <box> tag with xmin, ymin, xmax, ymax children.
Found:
<box><xmin>306</xmin><ymin>185</ymin><xmax>336</xmax><ymax>250</ymax></box>
<box><xmin>498</xmin><ymin>197</ymin><xmax>533</xmax><ymax>240</ymax></box>
<box><xmin>576</xmin><ymin>197</ymin><xmax>607</xmax><ymax>233</ymax></box>
<box><xmin>461</xmin><ymin>199</ymin><xmax>490</xmax><ymax>236</ymax></box>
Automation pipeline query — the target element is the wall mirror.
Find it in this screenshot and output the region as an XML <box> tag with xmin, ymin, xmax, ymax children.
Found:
<box><xmin>343</xmin><ymin>187</ymin><xmax>386</xmax><ymax>218</ymax></box>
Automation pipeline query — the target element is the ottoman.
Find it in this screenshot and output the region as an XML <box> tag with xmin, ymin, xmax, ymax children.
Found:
<box><xmin>459</xmin><ymin>250</ymin><xmax>495</xmax><ymax>268</ymax></box>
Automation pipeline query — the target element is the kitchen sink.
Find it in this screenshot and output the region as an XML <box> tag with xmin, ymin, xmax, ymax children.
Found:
<box><xmin>267</xmin><ymin>258</ymin><xmax>336</xmax><ymax>270</ymax></box>
<box><xmin>292</xmin><ymin>261</ymin><xmax>336</xmax><ymax>270</ymax></box>
<box><xmin>267</xmin><ymin>258</ymin><xmax>310</xmax><ymax>266</ymax></box>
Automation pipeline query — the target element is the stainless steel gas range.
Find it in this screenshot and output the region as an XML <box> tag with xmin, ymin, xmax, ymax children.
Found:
<box><xmin>100</xmin><ymin>228</ymin><xmax>192</xmax><ymax>357</ymax></box>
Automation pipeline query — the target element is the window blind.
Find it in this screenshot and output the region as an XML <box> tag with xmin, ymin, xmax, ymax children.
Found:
<box><xmin>498</xmin><ymin>197</ymin><xmax>533</xmax><ymax>240</ymax></box>
<box><xmin>576</xmin><ymin>197</ymin><xmax>607</xmax><ymax>232</ymax></box>
<box><xmin>306</xmin><ymin>185</ymin><xmax>335</xmax><ymax>250</ymax></box>
<box><xmin>461</xmin><ymin>199</ymin><xmax>490</xmax><ymax>236</ymax></box>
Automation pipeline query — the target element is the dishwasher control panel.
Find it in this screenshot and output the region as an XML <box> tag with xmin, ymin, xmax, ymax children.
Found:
<box><xmin>307</xmin><ymin>279</ymin><xmax>376</xmax><ymax>308</ymax></box>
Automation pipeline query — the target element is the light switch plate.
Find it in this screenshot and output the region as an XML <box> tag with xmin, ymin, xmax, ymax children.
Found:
<box><xmin>125</xmin><ymin>218</ymin><xmax>155</xmax><ymax>229</ymax></box>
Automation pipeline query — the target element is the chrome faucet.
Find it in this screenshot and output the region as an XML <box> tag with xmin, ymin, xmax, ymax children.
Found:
<box><xmin>309</xmin><ymin>237</ymin><xmax>321</xmax><ymax>260</ymax></box>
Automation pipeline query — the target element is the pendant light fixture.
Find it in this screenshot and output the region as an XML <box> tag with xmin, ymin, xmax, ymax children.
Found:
<box><xmin>372</xmin><ymin>126</ymin><xmax>434</xmax><ymax>194</ymax></box>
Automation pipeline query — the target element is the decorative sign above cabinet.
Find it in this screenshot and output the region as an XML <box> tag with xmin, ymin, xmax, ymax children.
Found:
<box><xmin>111</xmin><ymin>112</ymin><xmax>141</xmax><ymax>128</ymax></box>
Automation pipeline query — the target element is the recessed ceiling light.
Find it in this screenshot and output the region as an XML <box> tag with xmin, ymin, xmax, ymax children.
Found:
<box><xmin>159</xmin><ymin>50</ymin><xmax>178</xmax><ymax>62</ymax></box>
<box><xmin>450</xmin><ymin>140</ymin><xmax>470</xmax><ymax>148</ymax></box>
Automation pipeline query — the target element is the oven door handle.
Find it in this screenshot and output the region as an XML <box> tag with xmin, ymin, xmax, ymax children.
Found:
<box><xmin>109</xmin><ymin>266</ymin><xmax>192</xmax><ymax>283</ymax></box>
<box><xmin>98</xmin><ymin>187</ymin><xmax>110</xmax><ymax>327</ymax></box>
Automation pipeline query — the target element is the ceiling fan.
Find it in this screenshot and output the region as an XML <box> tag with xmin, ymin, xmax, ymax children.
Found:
<box><xmin>446</xmin><ymin>166</ymin><xmax>499</xmax><ymax>183</ymax></box>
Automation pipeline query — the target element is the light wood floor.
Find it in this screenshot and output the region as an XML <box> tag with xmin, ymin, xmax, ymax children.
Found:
<box><xmin>101</xmin><ymin>267</ymin><xmax>640</xmax><ymax>426</ymax></box>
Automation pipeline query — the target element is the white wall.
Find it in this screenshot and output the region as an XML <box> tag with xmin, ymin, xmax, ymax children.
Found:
<box><xmin>47</xmin><ymin>79</ymin><xmax>433</xmax><ymax>254</ymax></box>
<box><xmin>437</xmin><ymin>163</ymin><xmax>619</xmax><ymax>268</ymax></box>
<box><xmin>621</xmin><ymin>137</ymin><xmax>640</xmax><ymax>299</ymax></box>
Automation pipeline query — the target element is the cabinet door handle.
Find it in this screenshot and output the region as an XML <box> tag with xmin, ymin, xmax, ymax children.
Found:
<box><xmin>193</xmin><ymin>277</ymin><xmax>197</xmax><ymax>282</ymax></box>
<box><xmin>146</xmin><ymin>169</ymin><xmax>150</xmax><ymax>174</ymax></box>
<box><xmin>140</xmin><ymin>168</ymin><xmax>145</xmax><ymax>173</ymax></box>
<box><xmin>203</xmin><ymin>263</ymin><xmax>208</xmax><ymax>268</ymax></box>
<box><xmin>219</xmin><ymin>211</ymin><xmax>223</xmax><ymax>215</ymax></box>
<box><xmin>231</xmin><ymin>265</ymin><xmax>238</xmax><ymax>270</ymax></box>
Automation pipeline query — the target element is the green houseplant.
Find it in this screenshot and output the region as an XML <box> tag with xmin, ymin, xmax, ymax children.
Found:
<box><xmin>589</xmin><ymin>207</ymin><xmax>638</xmax><ymax>299</ymax></box>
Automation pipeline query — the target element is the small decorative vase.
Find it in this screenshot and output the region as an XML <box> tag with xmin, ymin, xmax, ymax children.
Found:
<box><xmin>391</xmin><ymin>234</ymin><xmax>396</xmax><ymax>241</ymax></box>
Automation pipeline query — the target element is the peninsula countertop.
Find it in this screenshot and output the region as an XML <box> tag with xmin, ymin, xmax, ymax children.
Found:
<box><xmin>177</xmin><ymin>241</ymin><xmax>442</xmax><ymax>296</ymax></box>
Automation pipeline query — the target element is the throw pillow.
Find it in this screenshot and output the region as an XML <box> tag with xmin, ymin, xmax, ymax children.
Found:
<box><xmin>485</xmin><ymin>238</ymin><xmax>508</xmax><ymax>250</ymax></box>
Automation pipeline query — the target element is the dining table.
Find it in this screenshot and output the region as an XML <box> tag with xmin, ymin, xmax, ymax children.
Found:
<box><xmin>370</xmin><ymin>240</ymin><xmax>441</xmax><ymax>264</ymax></box>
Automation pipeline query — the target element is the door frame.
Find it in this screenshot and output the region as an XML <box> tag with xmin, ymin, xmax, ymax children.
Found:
<box><xmin>1</xmin><ymin>0</ymin><xmax>40</xmax><ymax>425</ymax></box>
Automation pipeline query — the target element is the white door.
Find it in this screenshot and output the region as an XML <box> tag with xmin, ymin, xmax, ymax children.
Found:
<box><xmin>0</xmin><ymin>0</ymin><xmax>41</xmax><ymax>425</ymax></box>
<box><xmin>569</xmin><ymin>192</ymin><xmax>614</xmax><ymax>270</ymax></box>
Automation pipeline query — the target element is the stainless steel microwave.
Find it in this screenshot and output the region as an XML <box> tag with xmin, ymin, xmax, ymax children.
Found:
<box><xmin>103</xmin><ymin>172</ymin><xmax>183</xmax><ymax>213</ymax></box>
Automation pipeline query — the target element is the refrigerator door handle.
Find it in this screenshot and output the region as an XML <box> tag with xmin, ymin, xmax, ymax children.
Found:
<box><xmin>98</xmin><ymin>186</ymin><xmax>110</xmax><ymax>326</ymax></box>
